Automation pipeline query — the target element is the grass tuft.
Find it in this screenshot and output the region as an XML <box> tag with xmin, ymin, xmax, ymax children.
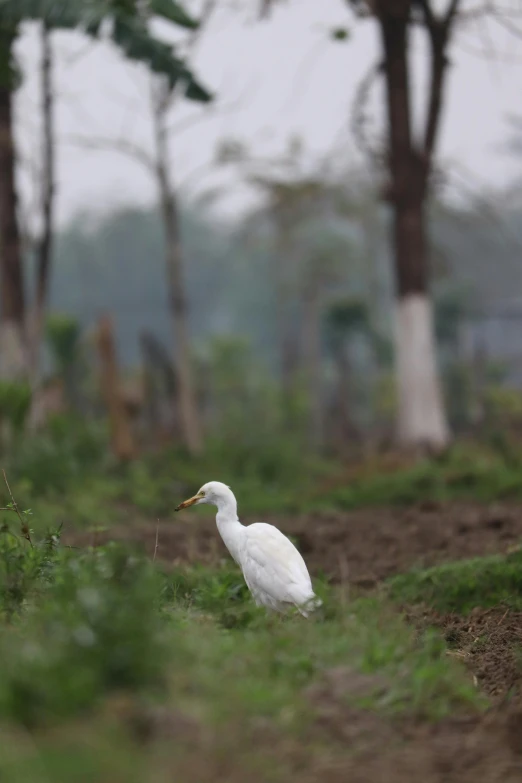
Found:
<box><xmin>388</xmin><ymin>548</ymin><xmax>522</xmax><ymax>613</ymax></box>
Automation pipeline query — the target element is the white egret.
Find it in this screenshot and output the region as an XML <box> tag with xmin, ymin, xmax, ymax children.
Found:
<box><xmin>175</xmin><ymin>481</ymin><xmax>321</xmax><ymax>617</ymax></box>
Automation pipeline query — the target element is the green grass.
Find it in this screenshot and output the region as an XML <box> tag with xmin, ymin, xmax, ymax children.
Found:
<box><xmin>0</xmin><ymin>516</ymin><xmax>485</xmax><ymax>782</ymax></box>
<box><xmin>6</xmin><ymin>416</ymin><xmax>522</xmax><ymax>532</ymax></box>
<box><xmin>325</xmin><ymin>446</ymin><xmax>522</xmax><ymax>510</ymax></box>
<box><xmin>389</xmin><ymin>549</ymin><xmax>522</xmax><ymax>613</ymax></box>
<box><xmin>166</xmin><ymin>561</ymin><xmax>482</xmax><ymax>722</ymax></box>
<box><xmin>113</xmin><ymin>438</ymin><xmax>522</xmax><ymax>515</ymax></box>
<box><xmin>2</xmin><ymin>417</ymin><xmax>522</xmax><ymax>779</ymax></box>
<box><xmin>9</xmin><ymin>446</ymin><xmax>522</xmax><ymax>544</ymax></box>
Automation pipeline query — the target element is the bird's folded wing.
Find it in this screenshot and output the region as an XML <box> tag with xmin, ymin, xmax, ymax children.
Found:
<box><xmin>241</xmin><ymin>524</ymin><xmax>313</xmax><ymax>604</ymax></box>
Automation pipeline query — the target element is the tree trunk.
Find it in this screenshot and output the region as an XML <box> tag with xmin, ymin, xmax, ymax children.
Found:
<box><xmin>0</xmin><ymin>71</ymin><xmax>26</xmax><ymax>380</ymax></box>
<box><xmin>394</xmin><ymin>283</ymin><xmax>449</xmax><ymax>449</ymax></box>
<box><xmin>273</xmin><ymin>230</ymin><xmax>300</xmax><ymax>398</ymax></box>
<box><xmin>96</xmin><ymin>315</ymin><xmax>137</xmax><ymax>461</ymax></box>
<box><xmin>301</xmin><ymin>284</ymin><xmax>322</xmax><ymax>447</ymax></box>
<box><xmin>161</xmin><ymin>194</ymin><xmax>203</xmax><ymax>456</ymax></box>
<box><xmin>28</xmin><ymin>23</ymin><xmax>55</xmax><ymax>384</ymax></box>
<box><xmin>360</xmin><ymin>203</ymin><xmax>382</xmax><ymax>434</ymax></box>
<box><xmin>279</xmin><ymin>303</ymin><xmax>300</xmax><ymax>397</ymax></box>
<box><xmin>153</xmin><ymin>86</ymin><xmax>203</xmax><ymax>456</ymax></box>
<box><xmin>379</xmin><ymin>2</ymin><xmax>449</xmax><ymax>450</ymax></box>
<box><xmin>470</xmin><ymin>329</ymin><xmax>486</xmax><ymax>428</ymax></box>
<box><xmin>337</xmin><ymin>344</ymin><xmax>358</xmax><ymax>448</ymax></box>
<box><xmin>140</xmin><ymin>330</ymin><xmax>178</xmax><ymax>439</ymax></box>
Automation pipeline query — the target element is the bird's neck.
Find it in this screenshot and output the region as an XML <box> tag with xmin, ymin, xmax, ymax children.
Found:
<box><xmin>215</xmin><ymin>495</ymin><xmax>243</xmax><ymax>564</ymax></box>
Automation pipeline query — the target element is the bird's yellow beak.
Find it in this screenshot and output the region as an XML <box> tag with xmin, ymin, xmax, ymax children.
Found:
<box><xmin>175</xmin><ymin>492</ymin><xmax>204</xmax><ymax>512</ymax></box>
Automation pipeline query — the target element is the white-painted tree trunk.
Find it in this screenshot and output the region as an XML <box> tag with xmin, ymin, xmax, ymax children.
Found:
<box><xmin>394</xmin><ymin>293</ymin><xmax>449</xmax><ymax>449</ymax></box>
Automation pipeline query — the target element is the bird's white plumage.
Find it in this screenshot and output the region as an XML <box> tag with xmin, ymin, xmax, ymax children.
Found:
<box><xmin>240</xmin><ymin>523</ymin><xmax>316</xmax><ymax>612</ymax></box>
<box><xmin>178</xmin><ymin>481</ymin><xmax>321</xmax><ymax>616</ymax></box>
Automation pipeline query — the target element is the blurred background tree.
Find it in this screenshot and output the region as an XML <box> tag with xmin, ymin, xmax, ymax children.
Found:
<box><xmin>0</xmin><ymin>0</ymin><xmax>210</xmax><ymax>387</ymax></box>
<box><xmin>0</xmin><ymin>0</ymin><xmax>519</xmax><ymax>468</ymax></box>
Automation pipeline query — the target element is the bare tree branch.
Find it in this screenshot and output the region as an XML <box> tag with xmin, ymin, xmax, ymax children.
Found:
<box><xmin>178</xmin><ymin>158</ymin><xmax>218</xmax><ymax>192</ymax></box>
<box><xmin>418</xmin><ymin>0</ymin><xmax>461</xmax><ymax>168</ymax></box>
<box><xmin>454</xmin><ymin>35</ymin><xmax>522</xmax><ymax>63</ymax></box>
<box><xmin>350</xmin><ymin>60</ymin><xmax>384</xmax><ymax>169</ymax></box>
<box><xmin>447</xmin><ymin>159</ymin><xmax>522</xmax><ymax>253</ymax></box>
<box><xmin>416</xmin><ymin>0</ymin><xmax>436</xmax><ymax>28</ymax></box>
<box><xmin>166</xmin><ymin>82</ymin><xmax>255</xmax><ymax>137</ymax></box>
<box><xmin>422</xmin><ymin>46</ymin><xmax>446</xmax><ymax>165</ymax></box>
<box><xmin>407</xmin><ymin>0</ymin><xmax>488</xmax><ymax>29</ymax></box>
<box><xmin>490</xmin><ymin>6</ymin><xmax>522</xmax><ymax>39</ymax></box>
<box><xmin>444</xmin><ymin>0</ymin><xmax>461</xmax><ymax>26</ymax></box>
<box><xmin>280</xmin><ymin>35</ymin><xmax>330</xmax><ymax>115</ymax></box>
<box><xmin>63</xmin><ymin>134</ymin><xmax>156</xmax><ymax>173</ymax></box>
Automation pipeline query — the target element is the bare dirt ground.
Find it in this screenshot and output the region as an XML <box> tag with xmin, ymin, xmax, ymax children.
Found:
<box><xmin>69</xmin><ymin>499</ymin><xmax>522</xmax><ymax>583</ymax></box>
<box><xmin>66</xmin><ymin>500</ymin><xmax>522</xmax><ymax>781</ymax></box>
<box><xmin>304</xmin><ymin>673</ymin><xmax>522</xmax><ymax>783</ymax></box>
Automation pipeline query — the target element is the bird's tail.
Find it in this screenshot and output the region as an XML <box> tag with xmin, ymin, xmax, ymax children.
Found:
<box><xmin>298</xmin><ymin>594</ymin><xmax>323</xmax><ymax>618</ymax></box>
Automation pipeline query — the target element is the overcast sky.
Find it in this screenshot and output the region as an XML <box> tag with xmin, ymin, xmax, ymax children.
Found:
<box><xmin>13</xmin><ymin>0</ymin><xmax>522</xmax><ymax>229</ymax></box>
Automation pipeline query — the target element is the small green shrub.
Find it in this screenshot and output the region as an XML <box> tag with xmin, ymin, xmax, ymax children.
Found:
<box><xmin>164</xmin><ymin>562</ymin><xmax>260</xmax><ymax>628</ymax></box>
<box><xmin>46</xmin><ymin>314</ymin><xmax>81</xmax><ymax>374</ymax></box>
<box><xmin>0</xmin><ymin>543</ymin><xmax>167</xmax><ymax>727</ymax></box>
<box><xmin>0</xmin><ymin>381</ymin><xmax>32</xmax><ymax>435</ymax></box>
<box><xmin>7</xmin><ymin>415</ymin><xmax>107</xmax><ymax>495</ymax></box>
<box><xmin>0</xmin><ymin>525</ymin><xmax>61</xmax><ymax>619</ymax></box>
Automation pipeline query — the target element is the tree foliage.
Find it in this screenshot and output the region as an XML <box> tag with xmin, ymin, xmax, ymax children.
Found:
<box><xmin>0</xmin><ymin>0</ymin><xmax>211</xmax><ymax>99</ymax></box>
